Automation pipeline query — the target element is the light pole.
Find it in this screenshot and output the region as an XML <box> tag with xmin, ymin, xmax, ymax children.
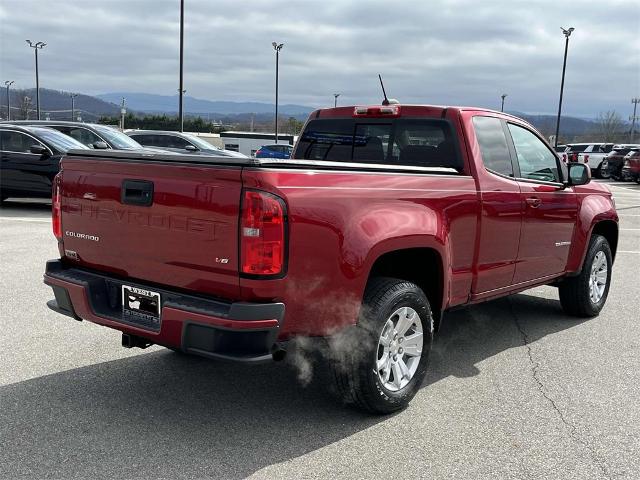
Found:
<box><xmin>26</xmin><ymin>40</ymin><xmax>46</xmax><ymax>120</ymax></box>
<box><xmin>630</xmin><ymin>97</ymin><xmax>640</xmax><ymax>142</ymax></box>
<box><xmin>500</xmin><ymin>94</ymin><xmax>507</xmax><ymax>112</ymax></box>
<box><xmin>334</xmin><ymin>93</ymin><xmax>340</xmax><ymax>108</ymax></box>
<box><xmin>178</xmin><ymin>0</ymin><xmax>184</xmax><ymax>132</ymax></box>
<box><xmin>272</xmin><ymin>42</ymin><xmax>283</xmax><ymax>143</ymax></box>
<box><xmin>4</xmin><ymin>80</ymin><xmax>14</xmax><ymax>120</ymax></box>
<box><xmin>120</xmin><ymin>97</ymin><xmax>126</xmax><ymax>131</ymax></box>
<box><xmin>178</xmin><ymin>88</ymin><xmax>186</xmax><ymax>131</ymax></box>
<box><xmin>70</xmin><ymin>93</ymin><xmax>78</xmax><ymax>121</ymax></box>
<box><xmin>553</xmin><ymin>27</ymin><xmax>574</xmax><ymax>148</ymax></box>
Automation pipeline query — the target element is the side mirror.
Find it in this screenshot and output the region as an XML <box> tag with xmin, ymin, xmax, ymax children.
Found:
<box><xmin>92</xmin><ymin>141</ymin><xmax>109</xmax><ymax>150</ymax></box>
<box><xmin>568</xmin><ymin>162</ymin><xmax>591</xmax><ymax>186</ymax></box>
<box><xmin>184</xmin><ymin>144</ymin><xmax>198</xmax><ymax>152</ymax></box>
<box><xmin>29</xmin><ymin>144</ymin><xmax>48</xmax><ymax>156</ymax></box>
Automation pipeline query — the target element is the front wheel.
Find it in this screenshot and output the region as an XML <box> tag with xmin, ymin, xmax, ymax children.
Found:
<box><xmin>333</xmin><ymin>277</ymin><xmax>434</xmax><ymax>414</ymax></box>
<box><xmin>558</xmin><ymin>235</ymin><xmax>612</xmax><ymax>317</ymax></box>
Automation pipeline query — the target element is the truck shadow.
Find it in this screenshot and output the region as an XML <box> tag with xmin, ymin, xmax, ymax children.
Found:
<box><xmin>0</xmin><ymin>199</ymin><xmax>51</xmax><ymax>218</ymax></box>
<box><xmin>426</xmin><ymin>293</ymin><xmax>586</xmax><ymax>385</ymax></box>
<box><xmin>0</xmin><ymin>292</ymin><xmax>585</xmax><ymax>479</ymax></box>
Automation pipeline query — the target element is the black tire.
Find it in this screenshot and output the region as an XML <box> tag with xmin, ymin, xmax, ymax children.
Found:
<box><xmin>332</xmin><ymin>277</ymin><xmax>434</xmax><ymax>414</ymax></box>
<box><xmin>598</xmin><ymin>161</ymin><xmax>611</xmax><ymax>179</ymax></box>
<box><xmin>558</xmin><ymin>235</ymin><xmax>612</xmax><ymax>317</ymax></box>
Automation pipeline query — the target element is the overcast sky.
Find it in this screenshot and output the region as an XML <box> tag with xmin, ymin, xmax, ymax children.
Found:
<box><xmin>1</xmin><ymin>0</ymin><xmax>638</xmax><ymax>116</ymax></box>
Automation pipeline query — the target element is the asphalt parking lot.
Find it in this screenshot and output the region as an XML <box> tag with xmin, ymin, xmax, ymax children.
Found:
<box><xmin>0</xmin><ymin>180</ymin><xmax>639</xmax><ymax>479</ymax></box>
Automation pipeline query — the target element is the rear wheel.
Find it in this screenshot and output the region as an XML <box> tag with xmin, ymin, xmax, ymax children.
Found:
<box><xmin>333</xmin><ymin>277</ymin><xmax>434</xmax><ymax>414</ymax></box>
<box><xmin>558</xmin><ymin>235</ymin><xmax>612</xmax><ymax>317</ymax></box>
<box><xmin>598</xmin><ymin>161</ymin><xmax>610</xmax><ymax>179</ymax></box>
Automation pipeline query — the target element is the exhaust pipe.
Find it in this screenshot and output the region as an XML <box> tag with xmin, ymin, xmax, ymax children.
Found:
<box><xmin>271</xmin><ymin>343</ymin><xmax>287</xmax><ymax>362</ymax></box>
<box><xmin>122</xmin><ymin>333</ymin><xmax>153</xmax><ymax>349</ymax></box>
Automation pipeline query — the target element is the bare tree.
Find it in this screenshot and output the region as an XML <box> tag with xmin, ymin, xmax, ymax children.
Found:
<box><xmin>595</xmin><ymin>111</ymin><xmax>624</xmax><ymax>143</ymax></box>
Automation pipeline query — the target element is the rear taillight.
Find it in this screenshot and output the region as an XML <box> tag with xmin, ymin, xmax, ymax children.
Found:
<box><xmin>255</xmin><ymin>149</ymin><xmax>262</xmax><ymax>156</ymax></box>
<box><xmin>52</xmin><ymin>174</ymin><xmax>62</xmax><ymax>240</ymax></box>
<box><xmin>584</xmin><ymin>154</ymin><xmax>589</xmax><ymax>163</ymax></box>
<box><xmin>240</xmin><ymin>190</ymin><xmax>286</xmax><ymax>276</ymax></box>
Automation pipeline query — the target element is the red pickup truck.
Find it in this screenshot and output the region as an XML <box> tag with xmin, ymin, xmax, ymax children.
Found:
<box><xmin>44</xmin><ymin>104</ymin><xmax>618</xmax><ymax>413</ymax></box>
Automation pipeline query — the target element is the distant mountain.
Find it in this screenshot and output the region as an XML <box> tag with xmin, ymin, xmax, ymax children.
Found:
<box><xmin>0</xmin><ymin>88</ymin><xmax>120</xmax><ymax>121</ymax></box>
<box><xmin>97</xmin><ymin>92</ymin><xmax>314</xmax><ymax>116</ymax></box>
<box><xmin>507</xmin><ymin>111</ymin><xmax>607</xmax><ymax>137</ymax></box>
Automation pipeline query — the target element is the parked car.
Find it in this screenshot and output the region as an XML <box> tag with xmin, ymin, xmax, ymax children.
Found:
<box><xmin>0</xmin><ymin>120</ymin><xmax>151</xmax><ymax>151</ymax></box>
<box><xmin>0</xmin><ymin>124</ymin><xmax>88</xmax><ymax>201</ymax></box>
<box><xmin>554</xmin><ymin>144</ymin><xmax>567</xmax><ymax>153</ymax></box>
<box><xmin>575</xmin><ymin>143</ymin><xmax>615</xmax><ymax>178</ymax></box>
<box><xmin>254</xmin><ymin>144</ymin><xmax>293</xmax><ymax>159</ymax></box>
<box><xmin>126</xmin><ymin>130</ymin><xmax>247</xmax><ymax>157</ymax></box>
<box><xmin>604</xmin><ymin>144</ymin><xmax>640</xmax><ymax>180</ymax></box>
<box><xmin>621</xmin><ymin>148</ymin><xmax>640</xmax><ymax>183</ymax></box>
<box><xmin>44</xmin><ymin>104</ymin><xmax>618</xmax><ymax>413</ymax></box>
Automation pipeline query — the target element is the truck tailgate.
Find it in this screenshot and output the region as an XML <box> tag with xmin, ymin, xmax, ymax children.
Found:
<box><xmin>59</xmin><ymin>155</ymin><xmax>242</xmax><ymax>299</ymax></box>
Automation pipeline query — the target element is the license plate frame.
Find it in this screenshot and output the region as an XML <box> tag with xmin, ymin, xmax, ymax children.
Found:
<box><xmin>122</xmin><ymin>285</ymin><xmax>161</xmax><ymax>329</ymax></box>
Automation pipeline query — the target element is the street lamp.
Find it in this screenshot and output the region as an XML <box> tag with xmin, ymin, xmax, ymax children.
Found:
<box><xmin>630</xmin><ymin>97</ymin><xmax>640</xmax><ymax>142</ymax></box>
<box><xmin>26</xmin><ymin>40</ymin><xmax>46</xmax><ymax>120</ymax></box>
<box><xmin>500</xmin><ymin>94</ymin><xmax>508</xmax><ymax>112</ymax></box>
<box><xmin>553</xmin><ymin>27</ymin><xmax>574</xmax><ymax>148</ymax></box>
<box><xmin>334</xmin><ymin>93</ymin><xmax>341</xmax><ymax>108</ymax></box>
<box><xmin>272</xmin><ymin>42</ymin><xmax>284</xmax><ymax>143</ymax></box>
<box><xmin>178</xmin><ymin>0</ymin><xmax>184</xmax><ymax>132</ymax></box>
<box><xmin>120</xmin><ymin>97</ymin><xmax>126</xmax><ymax>131</ymax></box>
<box><xmin>70</xmin><ymin>93</ymin><xmax>78</xmax><ymax>121</ymax></box>
<box><xmin>4</xmin><ymin>80</ymin><xmax>14</xmax><ymax>121</ymax></box>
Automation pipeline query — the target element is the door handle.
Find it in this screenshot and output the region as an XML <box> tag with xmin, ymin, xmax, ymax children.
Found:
<box><xmin>526</xmin><ymin>197</ymin><xmax>542</xmax><ymax>208</ymax></box>
<box><xmin>121</xmin><ymin>179</ymin><xmax>154</xmax><ymax>206</ymax></box>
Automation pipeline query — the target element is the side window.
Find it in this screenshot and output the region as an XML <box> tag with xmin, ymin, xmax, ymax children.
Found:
<box><xmin>507</xmin><ymin>123</ymin><xmax>561</xmax><ymax>183</ymax></box>
<box><xmin>0</xmin><ymin>131</ymin><xmax>43</xmax><ymax>153</ymax></box>
<box><xmin>472</xmin><ymin>116</ymin><xmax>513</xmax><ymax>177</ymax></box>
<box><xmin>166</xmin><ymin>136</ymin><xmax>190</xmax><ymax>149</ymax></box>
<box><xmin>68</xmin><ymin>128</ymin><xmax>102</xmax><ymax>147</ymax></box>
<box><xmin>129</xmin><ymin>134</ymin><xmax>148</xmax><ymax>145</ymax></box>
<box><xmin>149</xmin><ymin>135</ymin><xmax>169</xmax><ymax>147</ymax></box>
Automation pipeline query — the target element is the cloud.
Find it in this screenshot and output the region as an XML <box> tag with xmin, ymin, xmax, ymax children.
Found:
<box><xmin>1</xmin><ymin>0</ymin><xmax>638</xmax><ymax>116</ymax></box>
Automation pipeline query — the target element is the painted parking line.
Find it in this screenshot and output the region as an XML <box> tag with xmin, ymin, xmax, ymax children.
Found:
<box><xmin>620</xmin><ymin>228</ymin><xmax>640</xmax><ymax>231</ymax></box>
<box><xmin>618</xmin><ymin>251</ymin><xmax>640</xmax><ymax>254</ymax></box>
<box><xmin>0</xmin><ymin>217</ymin><xmax>50</xmax><ymax>223</ymax></box>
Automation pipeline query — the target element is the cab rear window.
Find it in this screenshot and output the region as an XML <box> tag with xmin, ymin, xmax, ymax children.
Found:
<box><xmin>294</xmin><ymin>118</ymin><xmax>462</xmax><ymax>170</ymax></box>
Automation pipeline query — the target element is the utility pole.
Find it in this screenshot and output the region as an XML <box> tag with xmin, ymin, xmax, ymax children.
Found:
<box><xmin>272</xmin><ymin>42</ymin><xmax>284</xmax><ymax>143</ymax></box>
<box><xmin>26</xmin><ymin>40</ymin><xmax>46</xmax><ymax>120</ymax></box>
<box><xmin>553</xmin><ymin>27</ymin><xmax>574</xmax><ymax>148</ymax></box>
<box><xmin>334</xmin><ymin>93</ymin><xmax>340</xmax><ymax>108</ymax></box>
<box><xmin>120</xmin><ymin>97</ymin><xmax>126</xmax><ymax>131</ymax></box>
<box><xmin>630</xmin><ymin>98</ymin><xmax>640</xmax><ymax>142</ymax></box>
<box><xmin>4</xmin><ymin>81</ymin><xmax>14</xmax><ymax>120</ymax></box>
<box><xmin>178</xmin><ymin>0</ymin><xmax>184</xmax><ymax>132</ymax></box>
<box><xmin>500</xmin><ymin>94</ymin><xmax>508</xmax><ymax>112</ymax></box>
<box><xmin>70</xmin><ymin>93</ymin><xmax>78</xmax><ymax>121</ymax></box>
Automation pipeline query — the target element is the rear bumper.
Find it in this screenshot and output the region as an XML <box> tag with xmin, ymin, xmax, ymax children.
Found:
<box><xmin>43</xmin><ymin>260</ymin><xmax>285</xmax><ymax>362</ymax></box>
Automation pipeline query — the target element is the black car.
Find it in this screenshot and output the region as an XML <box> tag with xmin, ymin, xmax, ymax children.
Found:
<box><xmin>605</xmin><ymin>144</ymin><xmax>640</xmax><ymax>180</ymax></box>
<box><xmin>0</xmin><ymin>124</ymin><xmax>88</xmax><ymax>201</ymax></box>
<box><xmin>1</xmin><ymin>120</ymin><xmax>148</xmax><ymax>151</ymax></box>
<box><xmin>126</xmin><ymin>130</ymin><xmax>247</xmax><ymax>157</ymax></box>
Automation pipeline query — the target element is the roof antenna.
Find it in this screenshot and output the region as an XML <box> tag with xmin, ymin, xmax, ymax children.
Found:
<box><xmin>378</xmin><ymin>74</ymin><xmax>399</xmax><ymax>105</ymax></box>
<box><xmin>379</xmin><ymin>74</ymin><xmax>389</xmax><ymax>105</ymax></box>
